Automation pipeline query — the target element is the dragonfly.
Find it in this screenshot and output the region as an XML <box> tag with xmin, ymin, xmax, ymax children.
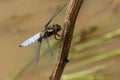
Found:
<box><xmin>19</xmin><ymin>3</ymin><xmax>67</xmax><ymax>64</ymax></box>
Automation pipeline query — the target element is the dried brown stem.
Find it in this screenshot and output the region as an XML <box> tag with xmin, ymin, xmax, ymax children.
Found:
<box><xmin>50</xmin><ymin>0</ymin><xmax>84</xmax><ymax>80</ymax></box>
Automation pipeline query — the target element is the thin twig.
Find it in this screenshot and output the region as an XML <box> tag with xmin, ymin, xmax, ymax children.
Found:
<box><xmin>50</xmin><ymin>0</ymin><xmax>84</xmax><ymax>80</ymax></box>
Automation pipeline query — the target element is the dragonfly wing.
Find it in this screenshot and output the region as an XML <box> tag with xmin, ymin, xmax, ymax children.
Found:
<box><xmin>19</xmin><ymin>32</ymin><xmax>41</xmax><ymax>47</ymax></box>
<box><xmin>34</xmin><ymin>41</ymin><xmax>41</xmax><ymax>64</ymax></box>
<box><xmin>42</xmin><ymin>3</ymin><xmax>67</xmax><ymax>29</ymax></box>
<box><xmin>45</xmin><ymin>38</ymin><xmax>53</xmax><ymax>60</ymax></box>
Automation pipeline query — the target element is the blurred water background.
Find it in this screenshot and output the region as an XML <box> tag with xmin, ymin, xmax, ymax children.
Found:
<box><xmin>0</xmin><ymin>0</ymin><xmax>120</xmax><ymax>80</ymax></box>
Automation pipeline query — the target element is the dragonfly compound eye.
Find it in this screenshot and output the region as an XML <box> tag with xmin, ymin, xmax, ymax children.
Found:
<box><xmin>54</xmin><ymin>24</ymin><xmax>61</xmax><ymax>31</ymax></box>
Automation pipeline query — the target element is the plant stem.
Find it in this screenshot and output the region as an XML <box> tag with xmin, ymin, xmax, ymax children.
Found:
<box><xmin>50</xmin><ymin>0</ymin><xmax>84</xmax><ymax>80</ymax></box>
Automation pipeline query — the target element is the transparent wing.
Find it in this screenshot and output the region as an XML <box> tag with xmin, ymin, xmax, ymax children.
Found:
<box><xmin>34</xmin><ymin>41</ymin><xmax>41</xmax><ymax>64</ymax></box>
<box><xmin>42</xmin><ymin>3</ymin><xmax>67</xmax><ymax>29</ymax></box>
<box><xmin>19</xmin><ymin>32</ymin><xmax>41</xmax><ymax>47</ymax></box>
<box><xmin>45</xmin><ymin>38</ymin><xmax>53</xmax><ymax>60</ymax></box>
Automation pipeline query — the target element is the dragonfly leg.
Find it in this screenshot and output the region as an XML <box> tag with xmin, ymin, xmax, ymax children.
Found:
<box><xmin>54</xmin><ymin>32</ymin><xmax>62</xmax><ymax>40</ymax></box>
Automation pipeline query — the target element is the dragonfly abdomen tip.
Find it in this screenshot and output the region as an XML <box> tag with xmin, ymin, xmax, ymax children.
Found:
<box><xmin>19</xmin><ymin>45</ymin><xmax>23</xmax><ymax>47</ymax></box>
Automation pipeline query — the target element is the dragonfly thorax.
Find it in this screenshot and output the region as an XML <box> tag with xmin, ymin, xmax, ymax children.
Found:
<box><xmin>43</xmin><ymin>24</ymin><xmax>61</xmax><ymax>38</ymax></box>
<box><xmin>53</xmin><ymin>24</ymin><xmax>61</xmax><ymax>32</ymax></box>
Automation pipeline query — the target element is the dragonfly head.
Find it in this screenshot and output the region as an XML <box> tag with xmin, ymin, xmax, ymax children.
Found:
<box><xmin>53</xmin><ymin>24</ymin><xmax>61</xmax><ymax>32</ymax></box>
